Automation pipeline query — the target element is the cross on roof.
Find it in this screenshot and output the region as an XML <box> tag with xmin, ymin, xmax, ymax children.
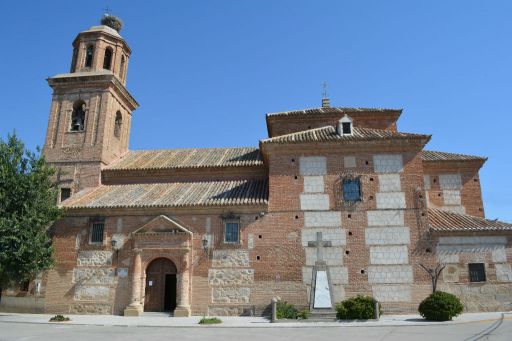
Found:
<box><xmin>322</xmin><ymin>81</ymin><xmax>328</xmax><ymax>99</ymax></box>
<box><xmin>307</xmin><ymin>231</ymin><xmax>332</xmax><ymax>264</ymax></box>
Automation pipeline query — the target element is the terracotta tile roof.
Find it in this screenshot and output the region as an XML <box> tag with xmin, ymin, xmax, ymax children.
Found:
<box><xmin>260</xmin><ymin>126</ymin><xmax>430</xmax><ymax>144</ymax></box>
<box><xmin>428</xmin><ymin>208</ymin><xmax>512</xmax><ymax>232</ymax></box>
<box><xmin>106</xmin><ymin>147</ymin><xmax>263</xmax><ymax>171</ymax></box>
<box><xmin>267</xmin><ymin>107</ymin><xmax>402</xmax><ymax>118</ymax></box>
<box><xmin>62</xmin><ymin>179</ymin><xmax>268</xmax><ymax>209</ymax></box>
<box><xmin>421</xmin><ymin>150</ymin><xmax>487</xmax><ymax>162</ymax></box>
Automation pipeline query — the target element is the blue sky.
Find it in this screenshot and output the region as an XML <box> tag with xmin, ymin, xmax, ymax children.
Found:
<box><xmin>0</xmin><ymin>1</ymin><xmax>510</xmax><ymax>222</ymax></box>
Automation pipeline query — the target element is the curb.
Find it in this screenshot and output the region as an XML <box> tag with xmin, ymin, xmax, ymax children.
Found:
<box><xmin>0</xmin><ymin>314</ymin><xmax>510</xmax><ymax>329</ymax></box>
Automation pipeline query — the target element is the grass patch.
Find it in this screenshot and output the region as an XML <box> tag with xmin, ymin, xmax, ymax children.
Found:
<box><xmin>49</xmin><ymin>314</ymin><xmax>70</xmax><ymax>322</ymax></box>
<box><xmin>198</xmin><ymin>316</ymin><xmax>222</xmax><ymax>325</ymax></box>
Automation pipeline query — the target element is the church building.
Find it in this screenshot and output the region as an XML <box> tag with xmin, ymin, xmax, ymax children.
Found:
<box><xmin>1</xmin><ymin>17</ymin><xmax>511</xmax><ymax>316</ymax></box>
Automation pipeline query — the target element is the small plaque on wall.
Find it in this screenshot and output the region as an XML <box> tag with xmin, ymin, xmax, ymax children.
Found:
<box><xmin>117</xmin><ymin>268</ymin><xmax>128</xmax><ymax>278</ymax></box>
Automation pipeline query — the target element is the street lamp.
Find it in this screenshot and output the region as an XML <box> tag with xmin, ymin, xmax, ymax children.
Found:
<box><xmin>201</xmin><ymin>236</ymin><xmax>209</xmax><ymax>259</ymax></box>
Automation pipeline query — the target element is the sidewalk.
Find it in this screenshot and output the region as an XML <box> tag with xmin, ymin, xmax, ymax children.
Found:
<box><xmin>0</xmin><ymin>311</ymin><xmax>510</xmax><ymax>328</ymax></box>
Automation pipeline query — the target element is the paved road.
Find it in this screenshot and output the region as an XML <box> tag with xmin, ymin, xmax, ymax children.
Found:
<box><xmin>0</xmin><ymin>317</ymin><xmax>511</xmax><ymax>341</ymax></box>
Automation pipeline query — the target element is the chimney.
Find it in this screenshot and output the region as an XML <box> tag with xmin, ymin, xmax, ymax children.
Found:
<box><xmin>322</xmin><ymin>97</ymin><xmax>330</xmax><ymax>108</ymax></box>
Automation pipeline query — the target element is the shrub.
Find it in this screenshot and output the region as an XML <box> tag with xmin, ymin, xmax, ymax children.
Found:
<box><xmin>276</xmin><ymin>301</ymin><xmax>299</xmax><ymax>319</ymax></box>
<box><xmin>198</xmin><ymin>316</ymin><xmax>222</xmax><ymax>325</ymax></box>
<box><xmin>335</xmin><ymin>295</ymin><xmax>381</xmax><ymax>320</ymax></box>
<box><xmin>418</xmin><ymin>291</ymin><xmax>463</xmax><ymax>321</ymax></box>
<box><xmin>49</xmin><ymin>314</ymin><xmax>70</xmax><ymax>322</ymax></box>
<box><xmin>297</xmin><ymin>310</ymin><xmax>310</xmax><ymax>320</ymax></box>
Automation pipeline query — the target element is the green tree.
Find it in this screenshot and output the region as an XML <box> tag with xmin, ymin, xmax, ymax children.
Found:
<box><xmin>0</xmin><ymin>133</ymin><xmax>61</xmax><ymax>288</ymax></box>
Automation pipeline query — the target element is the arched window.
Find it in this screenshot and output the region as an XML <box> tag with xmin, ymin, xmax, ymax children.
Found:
<box><xmin>119</xmin><ymin>55</ymin><xmax>125</xmax><ymax>78</ymax></box>
<box><xmin>85</xmin><ymin>45</ymin><xmax>94</xmax><ymax>68</ymax></box>
<box><xmin>70</xmin><ymin>101</ymin><xmax>86</xmax><ymax>131</ymax></box>
<box><xmin>103</xmin><ymin>47</ymin><xmax>113</xmax><ymax>70</ymax></box>
<box><xmin>114</xmin><ymin>111</ymin><xmax>122</xmax><ymax>138</ymax></box>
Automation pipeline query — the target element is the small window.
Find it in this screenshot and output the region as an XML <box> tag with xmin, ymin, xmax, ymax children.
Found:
<box><xmin>90</xmin><ymin>222</ymin><xmax>105</xmax><ymax>244</ymax></box>
<box><xmin>224</xmin><ymin>221</ymin><xmax>240</xmax><ymax>243</ymax></box>
<box><xmin>60</xmin><ymin>188</ymin><xmax>71</xmax><ymax>202</ymax></box>
<box><xmin>338</xmin><ymin>114</ymin><xmax>353</xmax><ymax>136</ymax></box>
<box><xmin>85</xmin><ymin>45</ymin><xmax>94</xmax><ymax>68</ymax></box>
<box><xmin>103</xmin><ymin>47</ymin><xmax>113</xmax><ymax>70</ymax></box>
<box><xmin>342</xmin><ymin>122</ymin><xmax>351</xmax><ymax>134</ymax></box>
<box><xmin>114</xmin><ymin>111</ymin><xmax>122</xmax><ymax>138</ymax></box>
<box><xmin>343</xmin><ymin>178</ymin><xmax>361</xmax><ymax>202</ymax></box>
<box><xmin>468</xmin><ymin>263</ymin><xmax>486</xmax><ymax>282</ymax></box>
<box><xmin>70</xmin><ymin>101</ymin><xmax>86</xmax><ymax>131</ymax></box>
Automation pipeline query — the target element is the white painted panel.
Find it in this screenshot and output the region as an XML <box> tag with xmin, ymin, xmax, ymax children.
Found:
<box><xmin>492</xmin><ymin>247</ymin><xmax>507</xmax><ymax>263</ymax></box>
<box><xmin>329</xmin><ymin>267</ymin><xmax>349</xmax><ymax>285</ymax></box>
<box><xmin>301</xmin><ymin>228</ymin><xmax>346</xmax><ymax>247</ymax></box>
<box><xmin>372</xmin><ymin>285</ymin><xmax>411</xmax><ymax>302</ymax></box>
<box><xmin>496</xmin><ymin>264</ymin><xmax>512</xmax><ymax>282</ymax></box>
<box><xmin>300</xmin><ymin>156</ymin><xmax>327</xmax><ymax>176</ymax></box>
<box><xmin>439</xmin><ymin>173</ymin><xmax>462</xmax><ymax>190</ymax></box>
<box><xmin>344</xmin><ymin>156</ymin><xmax>356</xmax><ymax>168</ymax></box>
<box><xmin>378</xmin><ymin>174</ymin><xmax>402</xmax><ymax>192</ymax></box>
<box><xmin>365</xmin><ymin>227</ymin><xmax>410</xmax><ymax>245</ymax></box>
<box><xmin>373</xmin><ymin>154</ymin><xmax>403</xmax><ymax>173</ymax></box>
<box><xmin>439</xmin><ymin>236</ymin><xmax>507</xmax><ymax>245</ymax></box>
<box><xmin>300</xmin><ymin>193</ymin><xmax>329</xmax><ymax>210</ymax></box>
<box><xmin>367</xmin><ymin>210</ymin><xmax>404</xmax><ymax>227</ymax></box>
<box><xmin>304</xmin><ymin>247</ymin><xmax>344</xmax><ymax>266</ymax></box>
<box><xmin>302</xmin><ymin>267</ymin><xmax>313</xmax><ymax>285</ymax></box>
<box><xmin>441</xmin><ymin>205</ymin><xmax>466</xmax><ymax>214</ymax></box>
<box><xmin>443</xmin><ymin>190</ymin><xmax>462</xmax><ymax>205</ymax></box>
<box><xmin>370</xmin><ymin>246</ymin><xmax>409</xmax><ymax>264</ymax></box>
<box><xmin>305</xmin><ymin>211</ymin><xmax>342</xmax><ymax>227</ymax></box>
<box><xmin>376</xmin><ymin>192</ymin><xmax>406</xmax><ymax>209</ymax></box>
<box><xmin>303</xmin><ymin>176</ymin><xmax>325</xmax><ymax>193</ymax></box>
<box><xmin>424</xmin><ymin>174</ymin><xmax>431</xmax><ymax>190</ymax></box>
<box><xmin>368</xmin><ymin>265</ymin><xmax>413</xmax><ymax>284</ymax></box>
<box><xmin>437</xmin><ymin>252</ymin><xmax>460</xmax><ymax>263</ymax></box>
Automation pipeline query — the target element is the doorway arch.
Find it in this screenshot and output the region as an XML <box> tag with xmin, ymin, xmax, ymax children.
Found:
<box><xmin>144</xmin><ymin>257</ymin><xmax>177</xmax><ymax>312</ymax></box>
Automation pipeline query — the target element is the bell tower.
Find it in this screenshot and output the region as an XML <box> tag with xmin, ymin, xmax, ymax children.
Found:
<box><xmin>43</xmin><ymin>15</ymin><xmax>138</xmax><ymax>200</ymax></box>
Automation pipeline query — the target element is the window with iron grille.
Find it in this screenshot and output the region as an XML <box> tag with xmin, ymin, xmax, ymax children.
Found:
<box><xmin>468</xmin><ymin>263</ymin><xmax>486</xmax><ymax>282</ymax></box>
<box><xmin>224</xmin><ymin>221</ymin><xmax>240</xmax><ymax>243</ymax></box>
<box><xmin>343</xmin><ymin>178</ymin><xmax>361</xmax><ymax>202</ymax></box>
<box><xmin>90</xmin><ymin>222</ymin><xmax>104</xmax><ymax>244</ymax></box>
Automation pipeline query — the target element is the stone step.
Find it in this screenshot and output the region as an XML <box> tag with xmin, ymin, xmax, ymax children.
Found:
<box><xmin>308</xmin><ymin>309</ymin><xmax>337</xmax><ymax>321</ymax></box>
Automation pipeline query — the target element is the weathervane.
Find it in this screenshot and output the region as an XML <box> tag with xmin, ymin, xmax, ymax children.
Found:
<box><xmin>103</xmin><ymin>5</ymin><xmax>111</xmax><ymax>16</ymax></box>
<box><xmin>322</xmin><ymin>81</ymin><xmax>328</xmax><ymax>99</ymax></box>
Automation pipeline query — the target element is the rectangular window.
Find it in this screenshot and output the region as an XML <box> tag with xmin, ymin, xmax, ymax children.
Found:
<box><xmin>90</xmin><ymin>222</ymin><xmax>104</xmax><ymax>244</ymax></box>
<box><xmin>468</xmin><ymin>263</ymin><xmax>486</xmax><ymax>282</ymax></box>
<box><xmin>224</xmin><ymin>222</ymin><xmax>240</xmax><ymax>243</ymax></box>
<box><xmin>60</xmin><ymin>188</ymin><xmax>71</xmax><ymax>202</ymax></box>
<box><xmin>342</xmin><ymin>122</ymin><xmax>352</xmax><ymax>134</ymax></box>
<box><xmin>343</xmin><ymin>179</ymin><xmax>361</xmax><ymax>202</ymax></box>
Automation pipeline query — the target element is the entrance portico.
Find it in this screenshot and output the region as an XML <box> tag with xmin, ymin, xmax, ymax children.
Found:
<box><xmin>124</xmin><ymin>215</ymin><xmax>193</xmax><ymax>317</ymax></box>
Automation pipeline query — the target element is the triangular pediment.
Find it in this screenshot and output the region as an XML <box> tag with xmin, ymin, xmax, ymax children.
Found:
<box><xmin>133</xmin><ymin>215</ymin><xmax>193</xmax><ymax>236</ymax></box>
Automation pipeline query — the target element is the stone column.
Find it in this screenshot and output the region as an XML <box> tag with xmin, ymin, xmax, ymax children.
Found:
<box><xmin>174</xmin><ymin>251</ymin><xmax>191</xmax><ymax>317</ymax></box>
<box><xmin>124</xmin><ymin>248</ymin><xmax>144</xmax><ymax>316</ymax></box>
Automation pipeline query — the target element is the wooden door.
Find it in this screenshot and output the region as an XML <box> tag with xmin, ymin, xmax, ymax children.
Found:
<box><xmin>144</xmin><ymin>258</ymin><xmax>177</xmax><ymax>312</ymax></box>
